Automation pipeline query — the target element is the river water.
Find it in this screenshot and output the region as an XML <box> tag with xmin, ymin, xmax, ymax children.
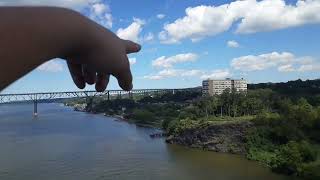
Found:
<box><xmin>0</xmin><ymin>103</ymin><xmax>292</xmax><ymax>180</ymax></box>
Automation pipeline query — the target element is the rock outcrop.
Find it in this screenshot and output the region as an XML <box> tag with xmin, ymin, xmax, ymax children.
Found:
<box><xmin>166</xmin><ymin>121</ymin><xmax>253</xmax><ymax>154</ymax></box>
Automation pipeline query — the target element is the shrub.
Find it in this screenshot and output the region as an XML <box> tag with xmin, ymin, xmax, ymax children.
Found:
<box><xmin>130</xmin><ymin>109</ymin><xmax>156</xmax><ymax>124</ymax></box>
<box><xmin>299</xmin><ymin>161</ymin><xmax>320</xmax><ymax>180</ymax></box>
<box><xmin>270</xmin><ymin>141</ymin><xmax>317</xmax><ymax>175</ymax></box>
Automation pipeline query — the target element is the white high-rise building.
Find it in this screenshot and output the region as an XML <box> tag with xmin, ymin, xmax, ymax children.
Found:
<box><xmin>202</xmin><ymin>78</ymin><xmax>247</xmax><ymax>96</ymax></box>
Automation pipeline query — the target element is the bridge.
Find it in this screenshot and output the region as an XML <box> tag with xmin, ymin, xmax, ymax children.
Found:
<box><xmin>0</xmin><ymin>88</ymin><xmax>197</xmax><ymax>116</ymax></box>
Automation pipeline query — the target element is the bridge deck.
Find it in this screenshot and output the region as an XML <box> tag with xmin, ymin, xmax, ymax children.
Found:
<box><xmin>0</xmin><ymin>88</ymin><xmax>197</xmax><ymax>104</ymax></box>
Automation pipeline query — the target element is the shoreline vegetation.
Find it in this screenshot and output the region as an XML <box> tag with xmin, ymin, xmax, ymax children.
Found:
<box><xmin>64</xmin><ymin>79</ymin><xmax>320</xmax><ymax>179</ymax></box>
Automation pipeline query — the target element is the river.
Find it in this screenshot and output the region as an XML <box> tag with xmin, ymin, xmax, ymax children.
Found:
<box><xmin>0</xmin><ymin>103</ymin><xmax>293</xmax><ymax>180</ymax></box>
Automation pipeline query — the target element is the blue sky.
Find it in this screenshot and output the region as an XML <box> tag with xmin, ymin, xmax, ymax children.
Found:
<box><xmin>1</xmin><ymin>0</ymin><xmax>320</xmax><ymax>93</ymax></box>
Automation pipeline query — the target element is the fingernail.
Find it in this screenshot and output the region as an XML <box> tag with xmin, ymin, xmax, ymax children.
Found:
<box><xmin>135</xmin><ymin>44</ymin><xmax>141</xmax><ymax>51</ymax></box>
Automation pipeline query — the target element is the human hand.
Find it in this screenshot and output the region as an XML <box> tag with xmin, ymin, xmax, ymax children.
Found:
<box><xmin>0</xmin><ymin>7</ymin><xmax>141</xmax><ymax>92</ymax></box>
<box><xmin>64</xmin><ymin>11</ymin><xmax>141</xmax><ymax>92</ymax></box>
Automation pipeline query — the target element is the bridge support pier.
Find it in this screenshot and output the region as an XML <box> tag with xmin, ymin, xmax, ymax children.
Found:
<box><xmin>107</xmin><ymin>91</ymin><xmax>110</xmax><ymax>101</ymax></box>
<box><xmin>33</xmin><ymin>100</ymin><xmax>38</xmax><ymax>117</ymax></box>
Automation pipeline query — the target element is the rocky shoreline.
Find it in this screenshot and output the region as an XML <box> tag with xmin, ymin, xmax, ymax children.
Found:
<box><xmin>166</xmin><ymin>121</ymin><xmax>253</xmax><ymax>155</ymax></box>
<box><xmin>65</xmin><ymin>102</ymin><xmax>252</xmax><ymax>154</ymax></box>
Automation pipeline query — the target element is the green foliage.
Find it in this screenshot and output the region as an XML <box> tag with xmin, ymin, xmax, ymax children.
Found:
<box><xmin>299</xmin><ymin>161</ymin><xmax>320</xmax><ymax>180</ymax></box>
<box><xmin>129</xmin><ymin>109</ymin><xmax>156</xmax><ymax>124</ymax></box>
<box><xmin>93</xmin><ymin>99</ymin><xmax>136</xmax><ymax>113</ymax></box>
<box><xmin>168</xmin><ymin>118</ymin><xmax>200</xmax><ymax>135</ymax></box>
<box><xmin>138</xmin><ymin>90</ymin><xmax>201</xmax><ymax>104</ymax></box>
<box><xmin>66</xmin><ymin>79</ymin><xmax>320</xmax><ymax>179</ymax></box>
<box><xmin>246</xmin><ymin>148</ymin><xmax>277</xmax><ymax>166</ymax></box>
<box><xmin>248</xmin><ymin>79</ymin><xmax>320</xmax><ymax>106</ymax></box>
<box><xmin>246</xmin><ymin>101</ymin><xmax>320</xmax><ymax>178</ymax></box>
<box><xmin>270</xmin><ymin>141</ymin><xmax>317</xmax><ymax>175</ymax></box>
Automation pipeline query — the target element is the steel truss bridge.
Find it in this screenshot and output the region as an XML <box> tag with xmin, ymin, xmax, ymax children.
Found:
<box><xmin>0</xmin><ymin>88</ymin><xmax>196</xmax><ymax>116</ymax></box>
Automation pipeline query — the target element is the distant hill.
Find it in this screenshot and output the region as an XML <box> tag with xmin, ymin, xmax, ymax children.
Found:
<box><xmin>248</xmin><ymin>79</ymin><xmax>320</xmax><ymax>105</ymax></box>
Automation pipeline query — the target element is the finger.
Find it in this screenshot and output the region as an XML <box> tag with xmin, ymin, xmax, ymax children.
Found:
<box><xmin>112</xmin><ymin>57</ymin><xmax>133</xmax><ymax>91</ymax></box>
<box><xmin>123</xmin><ymin>40</ymin><xmax>141</xmax><ymax>54</ymax></box>
<box><xmin>67</xmin><ymin>62</ymin><xmax>85</xmax><ymax>89</ymax></box>
<box><xmin>95</xmin><ymin>73</ymin><xmax>110</xmax><ymax>92</ymax></box>
<box><xmin>82</xmin><ymin>65</ymin><xmax>96</xmax><ymax>85</ymax></box>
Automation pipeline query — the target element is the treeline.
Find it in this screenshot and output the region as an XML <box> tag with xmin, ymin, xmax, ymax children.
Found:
<box><xmin>66</xmin><ymin>79</ymin><xmax>320</xmax><ymax>179</ymax></box>
<box><xmin>246</xmin><ymin>99</ymin><xmax>320</xmax><ymax>179</ymax></box>
<box><xmin>248</xmin><ymin>79</ymin><xmax>320</xmax><ymax>106</ymax></box>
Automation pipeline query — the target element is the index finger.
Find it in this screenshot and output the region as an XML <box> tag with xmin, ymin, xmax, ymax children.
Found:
<box><xmin>123</xmin><ymin>40</ymin><xmax>141</xmax><ymax>54</ymax></box>
<box><xmin>112</xmin><ymin>57</ymin><xmax>133</xmax><ymax>91</ymax></box>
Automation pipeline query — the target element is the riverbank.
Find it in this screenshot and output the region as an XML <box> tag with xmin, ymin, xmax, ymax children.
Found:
<box><xmin>62</xmin><ymin>87</ymin><xmax>320</xmax><ymax>179</ymax></box>
<box><xmin>166</xmin><ymin>121</ymin><xmax>253</xmax><ymax>154</ymax></box>
<box><xmin>66</xmin><ymin>101</ymin><xmax>254</xmax><ymax>155</ymax></box>
<box><xmin>0</xmin><ymin>102</ymin><xmax>291</xmax><ymax>180</ymax></box>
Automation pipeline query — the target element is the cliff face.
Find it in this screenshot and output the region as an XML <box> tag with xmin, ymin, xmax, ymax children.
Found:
<box><xmin>166</xmin><ymin>121</ymin><xmax>253</xmax><ymax>155</ymax></box>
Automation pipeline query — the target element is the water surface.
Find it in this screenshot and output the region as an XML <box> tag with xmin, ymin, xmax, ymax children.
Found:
<box><xmin>0</xmin><ymin>103</ymin><xmax>292</xmax><ymax>180</ymax></box>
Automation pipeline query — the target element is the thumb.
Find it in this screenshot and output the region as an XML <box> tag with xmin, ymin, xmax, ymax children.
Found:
<box><xmin>123</xmin><ymin>40</ymin><xmax>141</xmax><ymax>54</ymax></box>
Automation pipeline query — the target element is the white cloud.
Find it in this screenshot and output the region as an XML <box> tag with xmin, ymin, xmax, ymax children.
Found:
<box><xmin>37</xmin><ymin>59</ymin><xmax>64</xmax><ymax>73</ymax></box>
<box><xmin>227</xmin><ymin>40</ymin><xmax>240</xmax><ymax>48</ymax></box>
<box><xmin>143</xmin><ymin>75</ymin><xmax>163</xmax><ymax>80</ymax></box>
<box><xmin>159</xmin><ymin>4</ymin><xmax>238</xmax><ymax>44</ymax></box>
<box><xmin>129</xmin><ymin>57</ymin><xmax>137</xmax><ymax>65</ymax></box>
<box><xmin>143</xmin><ymin>69</ymin><xmax>202</xmax><ymax>80</ymax></box>
<box><xmin>157</xmin><ymin>14</ymin><xmax>166</xmax><ymax>19</ymax></box>
<box><xmin>231</xmin><ymin>51</ymin><xmax>319</xmax><ymax>73</ymax></box>
<box><xmin>236</xmin><ymin>0</ymin><xmax>320</xmax><ymax>34</ymax></box>
<box><xmin>158</xmin><ymin>69</ymin><xmax>180</xmax><ymax>77</ymax></box>
<box><xmin>159</xmin><ymin>0</ymin><xmax>320</xmax><ymax>43</ymax></box>
<box><xmin>0</xmin><ymin>0</ymin><xmax>114</xmax><ymax>28</ymax></box>
<box><xmin>116</xmin><ymin>18</ymin><xmax>145</xmax><ymax>43</ymax></box>
<box><xmin>88</xmin><ymin>2</ymin><xmax>113</xmax><ymax>28</ymax></box>
<box><xmin>143</xmin><ymin>32</ymin><xmax>154</xmax><ymax>42</ymax></box>
<box><xmin>152</xmin><ymin>53</ymin><xmax>198</xmax><ymax>68</ymax></box>
<box><xmin>298</xmin><ymin>64</ymin><xmax>320</xmax><ymax>72</ymax></box>
<box><xmin>231</xmin><ymin>52</ymin><xmax>296</xmax><ymax>71</ymax></box>
<box><xmin>92</xmin><ymin>3</ymin><xmax>107</xmax><ymax>15</ymax></box>
<box><xmin>200</xmin><ymin>69</ymin><xmax>231</xmax><ymax>80</ymax></box>
<box><xmin>278</xmin><ymin>64</ymin><xmax>295</xmax><ymax>72</ymax></box>
<box><xmin>181</xmin><ymin>70</ymin><xmax>202</xmax><ymax>77</ymax></box>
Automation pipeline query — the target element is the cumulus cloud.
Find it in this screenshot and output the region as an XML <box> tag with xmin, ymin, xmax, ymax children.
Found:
<box><xmin>129</xmin><ymin>57</ymin><xmax>137</xmax><ymax>65</ymax></box>
<box><xmin>37</xmin><ymin>59</ymin><xmax>64</xmax><ymax>73</ymax></box>
<box><xmin>89</xmin><ymin>2</ymin><xmax>113</xmax><ymax>28</ymax></box>
<box><xmin>278</xmin><ymin>64</ymin><xmax>295</xmax><ymax>72</ymax></box>
<box><xmin>143</xmin><ymin>75</ymin><xmax>163</xmax><ymax>80</ymax></box>
<box><xmin>181</xmin><ymin>70</ymin><xmax>202</xmax><ymax>77</ymax></box>
<box><xmin>142</xmin><ymin>32</ymin><xmax>154</xmax><ymax>42</ymax></box>
<box><xmin>116</xmin><ymin>18</ymin><xmax>145</xmax><ymax>43</ymax></box>
<box><xmin>0</xmin><ymin>0</ymin><xmax>113</xmax><ymax>28</ymax></box>
<box><xmin>231</xmin><ymin>51</ymin><xmax>318</xmax><ymax>73</ymax></box>
<box><xmin>152</xmin><ymin>53</ymin><xmax>198</xmax><ymax>68</ymax></box>
<box><xmin>227</xmin><ymin>40</ymin><xmax>240</xmax><ymax>48</ymax></box>
<box><xmin>200</xmin><ymin>69</ymin><xmax>231</xmax><ymax>80</ymax></box>
<box><xmin>143</xmin><ymin>69</ymin><xmax>202</xmax><ymax>80</ymax></box>
<box><xmin>159</xmin><ymin>0</ymin><xmax>320</xmax><ymax>43</ymax></box>
<box><xmin>236</xmin><ymin>0</ymin><xmax>320</xmax><ymax>34</ymax></box>
<box><xmin>157</xmin><ymin>14</ymin><xmax>166</xmax><ymax>19</ymax></box>
<box><xmin>231</xmin><ymin>52</ymin><xmax>295</xmax><ymax>71</ymax></box>
<box><xmin>298</xmin><ymin>64</ymin><xmax>320</xmax><ymax>72</ymax></box>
